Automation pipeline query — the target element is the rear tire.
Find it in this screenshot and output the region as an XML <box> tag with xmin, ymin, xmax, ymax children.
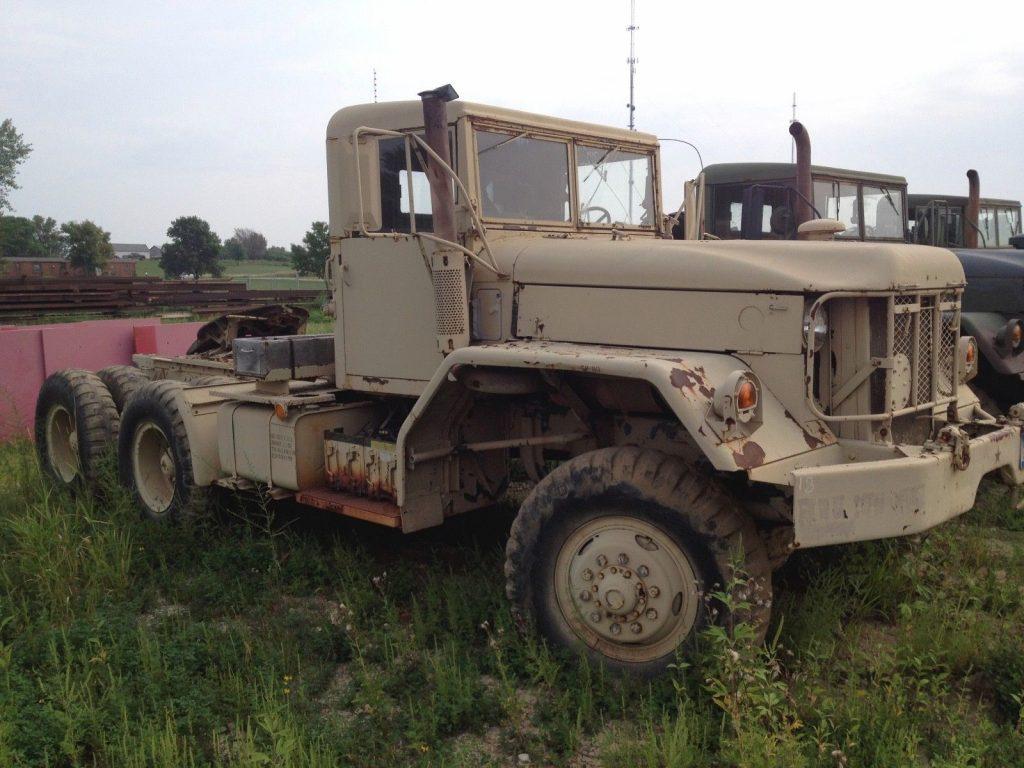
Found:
<box><xmin>98</xmin><ymin>365</ymin><xmax>149</xmax><ymax>412</ymax></box>
<box><xmin>34</xmin><ymin>369</ymin><xmax>119</xmax><ymax>490</ymax></box>
<box><xmin>505</xmin><ymin>447</ymin><xmax>771</xmax><ymax>676</ymax></box>
<box><xmin>118</xmin><ymin>380</ymin><xmax>209</xmax><ymax>521</ymax></box>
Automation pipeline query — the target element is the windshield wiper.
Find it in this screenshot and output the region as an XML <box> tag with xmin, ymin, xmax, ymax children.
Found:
<box><xmin>478</xmin><ymin>131</ymin><xmax>529</xmax><ymax>156</ymax></box>
<box><xmin>581</xmin><ymin>146</ymin><xmax>618</xmax><ymax>185</ymax></box>
<box><xmin>880</xmin><ymin>186</ymin><xmax>900</xmax><ymax>214</ymax></box>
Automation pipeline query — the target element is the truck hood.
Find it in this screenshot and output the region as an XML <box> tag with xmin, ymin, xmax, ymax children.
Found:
<box><xmin>953</xmin><ymin>248</ymin><xmax>1024</xmax><ymax>279</ymax></box>
<box><xmin>506</xmin><ymin>238</ymin><xmax>964</xmax><ymax>293</ymax></box>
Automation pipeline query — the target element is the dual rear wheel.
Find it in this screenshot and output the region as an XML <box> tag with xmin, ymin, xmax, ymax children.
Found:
<box><xmin>35</xmin><ymin>370</ymin><xmax>205</xmax><ymax>521</ymax></box>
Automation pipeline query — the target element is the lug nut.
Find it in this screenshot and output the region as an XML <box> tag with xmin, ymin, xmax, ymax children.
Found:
<box><xmin>645</xmin><ymin>608</ymin><xmax>658</xmax><ymax>620</ymax></box>
<box><xmin>649</xmin><ymin>586</ymin><xmax>660</xmax><ymax>598</ymax></box>
<box><xmin>623</xmin><ymin>570</ymin><xmax>632</xmax><ymax>579</ymax></box>
<box><xmin>579</xmin><ymin>590</ymin><xmax>591</xmax><ymax>602</ymax></box>
<box><xmin>596</xmin><ymin>554</ymin><xmax>608</xmax><ymax>567</ymax></box>
<box><xmin>581</xmin><ymin>569</ymin><xmax>593</xmax><ymax>581</ymax></box>
<box><xmin>637</xmin><ymin>565</ymin><xmax>649</xmax><ymax>578</ymax></box>
<box><xmin>609</xmin><ymin>566</ymin><xmax>617</xmax><ymax>574</ymax></box>
<box><xmin>610</xmin><ymin>623</ymin><xmax>621</xmax><ymax>635</ymax></box>
<box><xmin>629</xmin><ymin>622</ymin><xmax>642</xmax><ymax>634</ymax></box>
<box><xmin>618</xmin><ymin>553</ymin><xmax>629</xmax><ymax>565</ymax></box>
<box><xmin>590</xmin><ymin>611</ymin><xmax>601</xmax><ymax>623</ymax></box>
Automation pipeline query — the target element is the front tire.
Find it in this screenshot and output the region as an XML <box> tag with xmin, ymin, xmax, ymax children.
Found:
<box><xmin>118</xmin><ymin>380</ymin><xmax>208</xmax><ymax>521</ymax></box>
<box><xmin>34</xmin><ymin>369</ymin><xmax>119</xmax><ymax>490</ymax></box>
<box><xmin>505</xmin><ymin>447</ymin><xmax>771</xmax><ymax>675</ymax></box>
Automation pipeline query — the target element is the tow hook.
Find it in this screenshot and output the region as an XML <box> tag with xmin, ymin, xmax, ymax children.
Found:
<box><xmin>932</xmin><ymin>425</ymin><xmax>971</xmax><ymax>471</ymax></box>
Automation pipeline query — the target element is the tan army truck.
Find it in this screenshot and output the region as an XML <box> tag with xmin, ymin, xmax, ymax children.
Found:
<box><xmin>33</xmin><ymin>85</ymin><xmax>1024</xmax><ymax>674</ymax></box>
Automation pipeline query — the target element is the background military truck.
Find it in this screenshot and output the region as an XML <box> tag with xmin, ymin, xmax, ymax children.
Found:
<box><xmin>908</xmin><ymin>174</ymin><xmax>1024</xmax><ymax>408</ymax></box>
<box><xmin>33</xmin><ymin>86</ymin><xmax>1024</xmax><ymax>675</ymax></box>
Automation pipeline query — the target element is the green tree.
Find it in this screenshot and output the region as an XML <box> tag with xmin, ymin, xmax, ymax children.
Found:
<box><xmin>221</xmin><ymin>236</ymin><xmax>244</xmax><ymax>262</ymax></box>
<box><xmin>0</xmin><ymin>215</ymin><xmax>43</xmax><ymax>260</ymax></box>
<box><xmin>61</xmin><ymin>220</ymin><xmax>113</xmax><ymax>273</ymax></box>
<box><xmin>32</xmin><ymin>215</ymin><xmax>67</xmax><ymax>259</ymax></box>
<box><xmin>234</xmin><ymin>228</ymin><xmax>267</xmax><ymax>261</ymax></box>
<box><xmin>0</xmin><ymin>119</ymin><xmax>32</xmax><ymax>213</ymax></box>
<box><xmin>161</xmin><ymin>216</ymin><xmax>223</xmax><ymax>279</ymax></box>
<box><xmin>265</xmin><ymin>245</ymin><xmax>289</xmax><ymax>262</ymax></box>
<box><xmin>290</xmin><ymin>221</ymin><xmax>329</xmax><ymax>277</ymax></box>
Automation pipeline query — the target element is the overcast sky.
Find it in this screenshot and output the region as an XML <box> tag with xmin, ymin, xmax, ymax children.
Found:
<box><xmin>2</xmin><ymin>0</ymin><xmax>1022</xmax><ymax>247</ymax></box>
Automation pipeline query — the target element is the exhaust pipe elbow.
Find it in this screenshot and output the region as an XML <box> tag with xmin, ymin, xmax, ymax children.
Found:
<box><xmin>417</xmin><ymin>84</ymin><xmax>460</xmax><ymax>242</ymax></box>
<box><xmin>965</xmin><ymin>169</ymin><xmax>980</xmax><ymax>248</ymax></box>
<box><xmin>789</xmin><ymin>121</ymin><xmax>813</xmax><ymax>227</ymax></box>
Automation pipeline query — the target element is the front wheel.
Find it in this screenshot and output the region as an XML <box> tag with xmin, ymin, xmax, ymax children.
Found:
<box><xmin>505</xmin><ymin>447</ymin><xmax>771</xmax><ymax>675</ymax></box>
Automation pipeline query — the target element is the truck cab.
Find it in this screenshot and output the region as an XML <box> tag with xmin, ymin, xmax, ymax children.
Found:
<box><xmin>909</xmin><ymin>194</ymin><xmax>1022</xmax><ymax>250</ymax></box>
<box><xmin>683</xmin><ymin>162</ymin><xmax>907</xmax><ymax>243</ymax></box>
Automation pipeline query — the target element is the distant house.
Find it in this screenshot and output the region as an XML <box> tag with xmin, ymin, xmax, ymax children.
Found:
<box><xmin>2</xmin><ymin>257</ymin><xmax>137</xmax><ymax>279</ymax></box>
<box><xmin>111</xmin><ymin>243</ymin><xmax>149</xmax><ymax>260</ymax></box>
<box><xmin>149</xmin><ymin>245</ymin><xmax>162</xmax><ymax>260</ymax></box>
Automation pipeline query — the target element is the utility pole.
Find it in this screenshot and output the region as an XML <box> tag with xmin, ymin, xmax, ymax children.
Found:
<box><xmin>627</xmin><ymin>0</ymin><xmax>637</xmax><ymax>131</ymax></box>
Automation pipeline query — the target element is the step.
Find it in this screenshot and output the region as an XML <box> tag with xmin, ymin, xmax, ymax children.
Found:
<box><xmin>295</xmin><ymin>487</ymin><xmax>402</xmax><ymax>528</ymax></box>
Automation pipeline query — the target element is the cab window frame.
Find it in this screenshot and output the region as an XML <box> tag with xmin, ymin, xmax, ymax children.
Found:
<box><xmin>470</xmin><ymin>119</ymin><xmax>660</xmax><ymax>234</ymax></box>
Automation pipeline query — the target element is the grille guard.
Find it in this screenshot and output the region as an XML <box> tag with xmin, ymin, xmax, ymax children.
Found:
<box><xmin>804</xmin><ymin>288</ymin><xmax>963</xmax><ymax>424</ymax></box>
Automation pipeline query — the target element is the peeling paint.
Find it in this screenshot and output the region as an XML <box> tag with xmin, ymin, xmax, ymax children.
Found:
<box><xmin>732</xmin><ymin>441</ymin><xmax>766</xmax><ymax>469</ymax></box>
<box><xmin>669</xmin><ymin>366</ymin><xmax>714</xmax><ymax>399</ymax></box>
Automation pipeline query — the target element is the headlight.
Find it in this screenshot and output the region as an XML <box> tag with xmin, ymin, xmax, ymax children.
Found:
<box><xmin>959</xmin><ymin>336</ymin><xmax>978</xmax><ymax>382</ymax></box>
<box><xmin>995</xmin><ymin>319</ymin><xmax>1024</xmax><ymax>354</ymax></box>
<box><xmin>713</xmin><ymin>371</ymin><xmax>761</xmax><ymax>424</ymax></box>
<box><xmin>803</xmin><ymin>308</ymin><xmax>828</xmax><ymax>352</ymax></box>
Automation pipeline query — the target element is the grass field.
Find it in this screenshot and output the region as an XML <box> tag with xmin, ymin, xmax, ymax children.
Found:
<box><xmin>3</xmin><ymin>439</ymin><xmax>1024</xmax><ymax>766</ymax></box>
<box><xmin>135</xmin><ymin>260</ymin><xmax>300</xmax><ymax>279</ymax></box>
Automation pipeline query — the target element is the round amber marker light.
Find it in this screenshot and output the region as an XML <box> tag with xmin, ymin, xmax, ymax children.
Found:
<box><xmin>966</xmin><ymin>342</ymin><xmax>976</xmax><ymax>364</ymax></box>
<box><xmin>737</xmin><ymin>380</ymin><xmax>757</xmax><ymax>410</ymax></box>
<box><xmin>1013</xmin><ymin>324</ymin><xmax>1023</xmax><ymax>347</ymax></box>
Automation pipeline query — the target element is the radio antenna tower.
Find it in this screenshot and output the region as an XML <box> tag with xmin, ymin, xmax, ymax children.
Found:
<box><xmin>627</xmin><ymin>0</ymin><xmax>638</xmax><ymax>130</ymax></box>
<box><xmin>789</xmin><ymin>91</ymin><xmax>797</xmax><ymax>161</ymax></box>
<box><xmin>373</xmin><ymin>69</ymin><xmax>378</xmax><ymax>103</ymax></box>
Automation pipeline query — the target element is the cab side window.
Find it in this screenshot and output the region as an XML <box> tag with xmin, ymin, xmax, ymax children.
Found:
<box><xmin>378</xmin><ymin>136</ymin><xmax>434</xmax><ymax>233</ymax></box>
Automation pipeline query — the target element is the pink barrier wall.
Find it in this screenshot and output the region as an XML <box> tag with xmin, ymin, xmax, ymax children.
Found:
<box><xmin>0</xmin><ymin>318</ymin><xmax>204</xmax><ymax>442</ymax></box>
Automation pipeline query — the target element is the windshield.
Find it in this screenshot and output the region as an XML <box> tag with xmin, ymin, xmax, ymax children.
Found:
<box><xmin>814</xmin><ymin>180</ymin><xmax>859</xmax><ymax>239</ymax></box>
<box><xmin>862</xmin><ymin>185</ymin><xmax>905</xmax><ymax>239</ymax></box>
<box><xmin>476</xmin><ymin>129</ymin><xmax>570</xmax><ymax>222</ymax></box>
<box><xmin>576</xmin><ymin>146</ymin><xmax>654</xmax><ymax>227</ymax></box>
<box><xmin>996</xmin><ymin>206</ymin><xmax>1022</xmax><ymax>247</ymax></box>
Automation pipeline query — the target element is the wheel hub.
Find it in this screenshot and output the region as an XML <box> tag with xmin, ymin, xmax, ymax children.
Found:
<box><xmin>45</xmin><ymin>404</ymin><xmax>80</xmax><ymax>483</ymax></box>
<box><xmin>555</xmin><ymin>515</ymin><xmax>701</xmax><ymax>663</ymax></box>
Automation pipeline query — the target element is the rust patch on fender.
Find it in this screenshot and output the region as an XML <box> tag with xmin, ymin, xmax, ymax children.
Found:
<box><xmin>669</xmin><ymin>367</ymin><xmax>714</xmax><ymax>399</ymax></box>
<box><xmin>802</xmin><ymin>430</ymin><xmax>824</xmax><ymax>449</ymax></box>
<box><xmin>732</xmin><ymin>441</ymin><xmax>766</xmax><ymax>469</ymax></box>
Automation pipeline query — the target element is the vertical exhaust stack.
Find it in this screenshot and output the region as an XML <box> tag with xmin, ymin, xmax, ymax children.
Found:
<box><xmin>965</xmin><ymin>169</ymin><xmax>980</xmax><ymax>248</ymax></box>
<box><xmin>789</xmin><ymin>121</ymin><xmax>813</xmax><ymax>227</ymax></box>
<box><xmin>418</xmin><ymin>84</ymin><xmax>459</xmax><ymax>243</ymax></box>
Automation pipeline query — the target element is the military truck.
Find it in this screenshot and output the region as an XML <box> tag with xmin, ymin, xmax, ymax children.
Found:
<box><xmin>905</xmin><ymin>175</ymin><xmax>1024</xmax><ymax>408</ymax></box>
<box><xmin>33</xmin><ymin>86</ymin><xmax>1024</xmax><ymax>675</ymax></box>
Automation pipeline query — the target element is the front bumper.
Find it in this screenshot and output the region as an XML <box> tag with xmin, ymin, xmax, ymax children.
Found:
<box><xmin>791</xmin><ymin>423</ymin><xmax>1024</xmax><ymax>548</ymax></box>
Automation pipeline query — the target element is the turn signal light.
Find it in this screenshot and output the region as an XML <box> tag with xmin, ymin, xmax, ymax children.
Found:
<box><xmin>958</xmin><ymin>336</ymin><xmax>978</xmax><ymax>383</ymax></box>
<box><xmin>737</xmin><ymin>380</ymin><xmax>758</xmax><ymax>410</ymax></box>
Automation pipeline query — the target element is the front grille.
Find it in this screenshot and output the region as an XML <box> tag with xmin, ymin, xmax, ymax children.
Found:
<box><xmin>812</xmin><ymin>289</ymin><xmax>961</xmax><ymax>428</ymax></box>
<box><xmin>891</xmin><ymin>291</ymin><xmax>959</xmax><ymax>406</ymax></box>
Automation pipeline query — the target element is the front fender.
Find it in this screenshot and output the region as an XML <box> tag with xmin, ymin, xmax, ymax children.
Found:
<box><xmin>961</xmin><ymin>312</ymin><xmax>1024</xmax><ymax>375</ymax></box>
<box><xmin>396</xmin><ymin>341</ymin><xmax>824</xmax><ymax>504</ymax></box>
